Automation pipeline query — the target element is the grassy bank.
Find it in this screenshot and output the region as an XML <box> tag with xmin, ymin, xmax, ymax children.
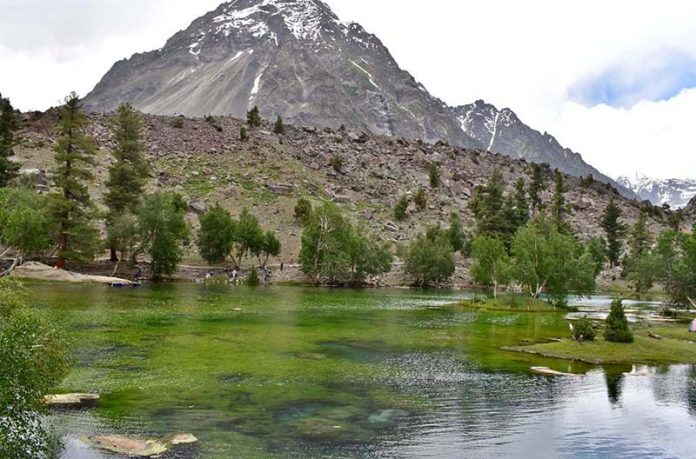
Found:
<box><xmin>462</xmin><ymin>295</ymin><xmax>579</xmax><ymax>313</ymax></box>
<box><xmin>507</xmin><ymin>322</ymin><xmax>696</xmax><ymax>365</ymax></box>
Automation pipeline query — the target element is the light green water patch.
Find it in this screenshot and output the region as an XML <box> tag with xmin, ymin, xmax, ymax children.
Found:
<box><xmin>26</xmin><ymin>283</ymin><xmax>604</xmax><ymax>457</ymax></box>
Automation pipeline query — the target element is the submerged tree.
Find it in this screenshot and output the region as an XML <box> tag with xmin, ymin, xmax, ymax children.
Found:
<box><xmin>51</xmin><ymin>93</ymin><xmax>99</xmax><ymax>269</ymax></box>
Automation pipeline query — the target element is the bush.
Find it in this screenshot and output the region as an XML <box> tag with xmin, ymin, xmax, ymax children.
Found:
<box><xmin>170</xmin><ymin>116</ymin><xmax>184</xmax><ymax>128</ymax></box>
<box><xmin>429</xmin><ymin>163</ymin><xmax>440</xmax><ymax>188</ymax></box>
<box><xmin>240</xmin><ymin>126</ymin><xmax>249</xmax><ymax>141</ymax></box>
<box><xmin>394</xmin><ymin>195</ymin><xmax>409</xmax><ymax>221</ymax></box>
<box><xmin>572</xmin><ymin>317</ymin><xmax>596</xmax><ymax>342</ymax></box>
<box><xmin>247</xmin><ymin>267</ymin><xmax>260</xmax><ymax>286</ymax></box>
<box><xmin>330</xmin><ymin>155</ymin><xmax>343</xmax><ymax>173</ymax></box>
<box><xmin>604</xmin><ymin>299</ymin><xmax>634</xmax><ymax>343</ymax></box>
<box><xmin>294</xmin><ymin>198</ymin><xmax>312</xmax><ymax>225</ymax></box>
<box><xmin>413</xmin><ymin>187</ymin><xmax>427</xmax><ymax>211</ymax></box>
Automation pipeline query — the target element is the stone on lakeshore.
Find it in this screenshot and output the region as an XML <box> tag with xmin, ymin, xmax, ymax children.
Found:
<box><xmin>530</xmin><ymin>366</ymin><xmax>580</xmax><ymax>377</ymax></box>
<box><xmin>167</xmin><ymin>433</ymin><xmax>199</xmax><ymax>445</ymax></box>
<box><xmin>85</xmin><ymin>435</ymin><xmax>168</xmax><ymax>457</ymax></box>
<box><xmin>44</xmin><ymin>393</ymin><xmax>100</xmax><ymax>407</ymax></box>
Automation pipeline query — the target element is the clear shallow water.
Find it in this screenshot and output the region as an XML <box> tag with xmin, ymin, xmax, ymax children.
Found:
<box><xmin>23</xmin><ymin>283</ymin><xmax>696</xmax><ymax>458</ymax></box>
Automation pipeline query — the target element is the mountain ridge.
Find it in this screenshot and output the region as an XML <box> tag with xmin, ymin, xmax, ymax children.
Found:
<box><xmin>616</xmin><ymin>174</ymin><xmax>696</xmax><ymax>209</ymax></box>
<box><xmin>83</xmin><ymin>0</ymin><xmax>633</xmax><ymax>199</ymax></box>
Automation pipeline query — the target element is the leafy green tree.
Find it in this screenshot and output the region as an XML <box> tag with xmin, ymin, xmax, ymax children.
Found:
<box><xmin>299</xmin><ymin>203</ymin><xmax>391</xmax><ymax>285</ymax></box>
<box><xmin>429</xmin><ymin>163</ymin><xmax>440</xmax><ymax>188</ymax></box>
<box><xmin>394</xmin><ymin>195</ymin><xmax>409</xmax><ymax>221</ymax></box>
<box><xmin>51</xmin><ymin>93</ymin><xmax>99</xmax><ymax>269</ymax></box>
<box><xmin>0</xmin><ymin>93</ymin><xmax>20</xmax><ymax>187</ymax></box>
<box><xmin>512</xmin><ymin>217</ymin><xmax>596</xmax><ymax>304</ymax></box>
<box><xmin>447</xmin><ymin>212</ymin><xmax>467</xmax><ymax>253</ymax></box>
<box><xmin>260</xmin><ymin>230</ymin><xmax>282</xmax><ymax>265</ymax></box>
<box><xmin>471</xmin><ymin>235</ymin><xmax>511</xmax><ymax>298</ymax></box>
<box><xmin>528</xmin><ymin>163</ymin><xmax>547</xmax><ymax>215</ymax></box>
<box><xmin>345</xmin><ymin>227</ymin><xmax>393</xmax><ymax>286</ymax></box>
<box><xmin>247</xmin><ymin>106</ymin><xmax>261</xmax><ymax>127</ymax></box>
<box><xmin>294</xmin><ymin>198</ymin><xmax>313</xmax><ymax>225</ymax></box>
<box><xmin>585</xmin><ymin>236</ymin><xmax>608</xmax><ymax>276</ymax></box>
<box><xmin>600</xmin><ymin>198</ymin><xmax>626</xmax><ymax>268</ymax></box>
<box><xmin>604</xmin><ymin>299</ymin><xmax>634</xmax><ymax>343</ymax></box>
<box><xmin>231</xmin><ymin>209</ymin><xmax>265</xmax><ymax>266</ymax></box>
<box><xmin>299</xmin><ymin>202</ymin><xmax>352</xmax><ymax>285</ymax></box>
<box><xmin>404</xmin><ymin>233</ymin><xmax>455</xmax><ymax>287</ymax></box>
<box><xmin>0</xmin><ymin>279</ymin><xmax>69</xmax><ymax>459</ymax></box>
<box><xmin>104</xmin><ymin>212</ymin><xmax>140</xmax><ymax>275</ymax></box>
<box><xmin>0</xmin><ymin>189</ymin><xmax>52</xmax><ymax>259</ymax></box>
<box><xmin>413</xmin><ymin>187</ymin><xmax>427</xmax><ymax>211</ymax></box>
<box><xmin>653</xmin><ymin>230</ymin><xmax>681</xmax><ymax>299</ymax></box>
<box><xmin>551</xmin><ymin>169</ymin><xmax>572</xmax><ymax>234</ymax></box>
<box><xmin>273</xmin><ymin>115</ymin><xmax>285</xmax><ymax>134</ymax></box>
<box><xmin>105</xmin><ymin>103</ymin><xmax>148</xmax><ymax>262</ymax></box>
<box><xmin>197</xmin><ymin>204</ymin><xmax>235</xmax><ymax>265</ymax></box>
<box><xmin>137</xmin><ymin>192</ymin><xmax>189</xmax><ymax>279</ymax></box>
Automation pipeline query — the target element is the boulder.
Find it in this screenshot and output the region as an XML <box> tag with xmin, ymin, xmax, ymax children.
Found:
<box><xmin>44</xmin><ymin>393</ymin><xmax>100</xmax><ymax>407</ymax></box>
<box><xmin>85</xmin><ymin>435</ymin><xmax>168</xmax><ymax>458</ymax></box>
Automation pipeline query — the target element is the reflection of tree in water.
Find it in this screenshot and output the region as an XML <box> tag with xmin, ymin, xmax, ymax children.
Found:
<box><xmin>604</xmin><ymin>366</ymin><xmax>631</xmax><ymax>405</ymax></box>
<box><xmin>687</xmin><ymin>370</ymin><xmax>696</xmax><ymax>418</ymax></box>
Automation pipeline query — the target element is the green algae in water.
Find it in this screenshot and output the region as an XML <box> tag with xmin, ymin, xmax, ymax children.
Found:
<box><xmin>25</xmin><ymin>283</ymin><xmax>696</xmax><ymax>459</ymax></box>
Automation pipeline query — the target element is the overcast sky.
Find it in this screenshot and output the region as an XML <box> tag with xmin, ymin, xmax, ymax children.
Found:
<box><xmin>1</xmin><ymin>0</ymin><xmax>695</xmax><ymax>180</ymax></box>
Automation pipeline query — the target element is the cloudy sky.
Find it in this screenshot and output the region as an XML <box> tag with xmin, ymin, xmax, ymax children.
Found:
<box><xmin>1</xmin><ymin>0</ymin><xmax>695</xmax><ymax>180</ymax></box>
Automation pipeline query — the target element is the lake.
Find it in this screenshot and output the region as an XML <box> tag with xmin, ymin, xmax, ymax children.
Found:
<box><xmin>24</xmin><ymin>283</ymin><xmax>696</xmax><ymax>458</ymax></box>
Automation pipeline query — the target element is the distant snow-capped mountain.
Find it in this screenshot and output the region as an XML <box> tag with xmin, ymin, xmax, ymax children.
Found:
<box><xmin>616</xmin><ymin>174</ymin><xmax>696</xmax><ymax>209</ymax></box>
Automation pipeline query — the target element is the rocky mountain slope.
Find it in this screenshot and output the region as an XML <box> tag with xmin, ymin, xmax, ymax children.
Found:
<box><xmin>616</xmin><ymin>174</ymin><xmax>696</xmax><ymax>209</ymax></box>
<box><xmin>15</xmin><ymin>110</ymin><xmax>669</xmax><ymax>274</ymax></box>
<box><xmin>83</xmin><ymin>0</ymin><xmax>476</xmax><ymax>148</ymax></box>
<box><xmin>83</xmin><ymin>0</ymin><xmax>633</xmax><ymax>199</ymax></box>
<box><xmin>450</xmin><ymin>100</ymin><xmax>635</xmax><ymax>199</ymax></box>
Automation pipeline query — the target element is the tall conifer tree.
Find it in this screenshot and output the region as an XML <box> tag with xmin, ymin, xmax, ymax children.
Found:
<box><xmin>0</xmin><ymin>93</ymin><xmax>20</xmax><ymax>187</ymax></box>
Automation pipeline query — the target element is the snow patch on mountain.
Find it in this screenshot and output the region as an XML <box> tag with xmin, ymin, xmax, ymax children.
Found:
<box><xmin>616</xmin><ymin>174</ymin><xmax>696</xmax><ymax>209</ymax></box>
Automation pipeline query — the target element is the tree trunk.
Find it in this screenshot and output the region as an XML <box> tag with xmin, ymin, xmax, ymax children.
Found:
<box><xmin>493</xmin><ymin>280</ymin><xmax>498</xmax><ymax>299</ymax></box>
<box><xmin>111</xmin><ymin>258</ymin><xmax>122</xmax><ymax>277</ymax></box>
<box><xmin>110</xmin><ymin>247</ymin><xmax>118</xmax><ymax>263</ymax></box>
<box><xmin>56</xmin><ymin>230</ymin><xmax>67</xmax><ymax>270</ymax></box>
<box><xmin>688</xmin><ymin>297</ymin><xmax>696</xmax><ymax>310</ymax></box>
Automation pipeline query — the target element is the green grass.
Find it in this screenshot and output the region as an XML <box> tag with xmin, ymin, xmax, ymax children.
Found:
<box><xmin>462</xmin><ymin>295</ymin><xmax>578</xmax><ymax>313</ymax></box>
<box><xmin>508</xmin><ymin>323</ymin><xmax>696</xmax><ymax>365</ymax></box>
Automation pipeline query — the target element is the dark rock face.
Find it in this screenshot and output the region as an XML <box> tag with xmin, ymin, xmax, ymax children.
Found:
<box><xmin>616</xmin><ymin>175</ymin><xmax>696</xmax><ymax>209</ymax></box>
<box><xmin>450</xmin><ymin>100</ymin><xmax>636</xmax><ymax>199</ymax></box>
<box><xmin>83</xmin><ymin>0</ymin><xmax>477</xmax><ymax>148</ymax></box>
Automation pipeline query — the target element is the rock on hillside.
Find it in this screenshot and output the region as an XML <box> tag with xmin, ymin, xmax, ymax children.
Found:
<box><xmin>451</xmin><ymin>100</ymin><xmax>636</xmax><ymax>199</ymax></box>
<box><xmin>14</xmin><ymin>110</ymin><xmax>668</xmax><ymax>268</ymax></box>
<box><xmin>83</xmin><ymin>0</ymin><xmax>476</xmax><ymax>148</ymax></box>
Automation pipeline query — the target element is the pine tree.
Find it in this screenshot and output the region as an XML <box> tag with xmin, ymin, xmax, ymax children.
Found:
<box><xmin>470</xmin><ymin>169</ymin><xmax>514</xmax><ymax>245</ymax></box>
<box><xmin>604</xmin><ymin>299</ymin><xmax>634</xmax><ymax>343</ymax></box>
<box><xmin>511</xmin><ymin>177</ymin><xmax>530</xmax><ymax>228</ymax></box>
<box><xmin>247</xmin><ymin>106</ymin><xmax>261</xmax><ymax>127</ymax></box>
<box><xmin>600</xmin><ymin>198</ymin><xmax>626</xmax><ymax>268</ymax></box>
<box><xmin>429</xmin><ymin>163</ymin><xmax>440</xmax><ymax>188</ymax></box>
<box><xmin>105</xmin><ymin>103</ymin><xmax>148</xmax><ymax>262</ymax></box>
<box><xmin>0</xmin><ymin>93</ymin><xmax>20</xmax><ymax>187</ymax></box>
<box><xmin>528</xmin><ymin>163</ymin><xmax>547</xmax><ymax>215</ymax></box>
<box><xmin>551</xmin><ymin>169</ymin><xmax>572</xmax><ymax>234</ymax></box>
<box><xmin>51</xmin><ymin>93</ymin><xmax>99</xmax><ymax>269</ymax></box>
<box><xmin>273</xmin><ymin>115</ymin><xmax>285</xmax><ymax>134</ymax></box>
<box><xmin>628</xmin><ymin>210</ymin><xmax>652</xmax><ymax>262</ymax></box>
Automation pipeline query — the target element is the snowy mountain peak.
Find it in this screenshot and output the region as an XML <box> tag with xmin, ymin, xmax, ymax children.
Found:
<box><xmin>616</xmin><ymin>174</ymin><xmax>696</xmax><ymax>209</ymax></box>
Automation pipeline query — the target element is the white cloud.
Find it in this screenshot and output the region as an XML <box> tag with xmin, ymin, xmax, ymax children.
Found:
<box><xmin>1</xmin><ymin>0</ymin><xmax>695</xmax><ymax>178</ymax></box>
